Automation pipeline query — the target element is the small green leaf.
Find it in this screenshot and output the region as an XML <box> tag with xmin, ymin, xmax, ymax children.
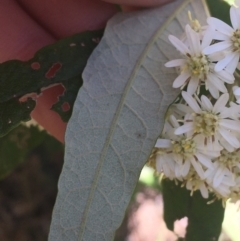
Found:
<box><xmin>162</xmin><ymin>179</ymin><xmax>224</xmax><ymax>241</ymax></box>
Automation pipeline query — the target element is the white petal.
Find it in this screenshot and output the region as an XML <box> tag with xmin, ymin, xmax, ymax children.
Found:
<box><xmin>225</xmin><ymin>52</ymin><xmax>239</xmax><ymax>73</ymax></box>
<box><xmin>186</xmin><ymin>180</ymin><xmax>192</xmax><ymax>190</ymax></box>
<box><xmin>168</xmin><ymin>35</ymin><xmax>189</xmax><ymax>54</ymax></box>
<box><xmin>201</xmin><ymin>95</ymin><xmax>213</xmax><ymax>111</ymax></box>
<box><xmin>195</xmin><ymin>153</ymin><xmax>214</xmax><ymax>169</ymax></box>
<box><xmin>203</xmin><ymin>41</ymin><xmax>232</xmax><ymax>55</ymax></box>
<box><xmin>182</xmin><ymin>91</ymin><xmax>201</xmax><ymax>113</ymax></box>
<box><xmin>173</xmin><ymin>72</ymin><xmax>191</xmax><ymax>88</ymax></box>
<box><xmin>207</xmin><ymin>17</ymin><xmax>234</xmax><ymax>36</ymax></box>
<box><xmin>155</xmin><ymin>139</ymin><xmax>172</xmax><ymax>148</ymax></box>
<box><xmin>219</xmin><ymin>107</ymin><xmax>232</xmax><ymax>119</ymax></box>
<box><xmin>219</xmin><ymin>138</ymin><xmax>235</xmax><ymax>152</ymax></box>
<box><xmin>215</xmin><ymin>53</ymin><xmax>237</xmax><ymax>72</ymax></box>
<box><xmin>165</xmin><ymin>59</ymin><xmax>186</xmax><ymax>67</ymax></box>
<box><xmin>185</xmin><ymin>25</ymin><xmax>201</xmax><ymax>54</ymax></box>
<box><xmin>163</xmin><ymin>164</ymin><xmax>171</xmax><ymax>177</ymax></box>
<box><xmin>187</xmin><ymin>76</ymin><xmax>199</xmax><ymax>95</ymax></box>
<box><xmin>208</xmin><ymin>81</ymin><xmax>219</xmax><ymax>99</ymax></box>
<box><xmin>230</xmin><ymin>7</ymin><xmax>240</xmax><ymax>30</ymax></box>
<box><xmin>219</xmin><ymin>119</ymin><xmax>240</xmax><ymax>132</ymax></box>
<box><xmin>201</xmin><ymin>26</ymin><xmax>215</xmax><ymax>49</ymax></box>
<box><xmin>213</xmin><ymin>167</ymin><xmax>225</xmax><ymax>188</ymax></box>
<box><xmin>169</xmin><ymin>115</ymin><xmax>180</xmax><ymax>128</ymax></box>
<box><xmin>216</xmin><ymin>70</ymin><xmax>235</xmax><ymax>83</ymax></box>
<box><xmin>213</xmin><ymin>31</ymin><xmax>231</xmax><ymax>41</ymax></box>
<box><xmin>174</xmin><ymin>123</ymin><xmax>194</xmax><ymax>135</ymax></box>
<box><xmin>213</xmin><ymin>93</ymin><xmax>229</xmax><ymax>113</ymax></box>
<box><xmin>207</xmin><ymin>74</ymin><xmax>227</xmax><ymax>93</ymax></box>
<box><xmin>175</xmin><ymin>104</ymin><xmax>192</xmax><ymax>114</ymax></box>
<box><xmin>189</xmin><ymin>157</ymin><xmax>205</xmax><ymax>179</ymax></box>
<box><xmin>219</xmin><ymin>127</ymin><xmax>240</xmax><ymax>148</ymax></box>
<box><xmin>181</xmin><ymin>160</ymin><xmax>191</xmax><ymax>177</ymax></box>
<box><xmin>234</xmin><ymin>87</ymin><xmax>240</xmax><ymax>95</ymax></box>
<box><xmin>199</xmin><ymin>183</ymin><xmax>209</xmax><ymax>198</ymax></box>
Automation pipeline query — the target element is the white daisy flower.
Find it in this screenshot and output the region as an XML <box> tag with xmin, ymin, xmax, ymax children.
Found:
<box><xmin>203</xmin><ymin>6</ymin><xmax>240</xmax><ymax>72</ymax></box>
<box><xmin>185</xmin><ymin>169</ymin><xmax>210</xmax><ymax>198</ymax></box>
<box><xmin>205</xmin><ymin>162</ymin><xmax>235</xmax><ymax>197</ymax></box>
<box><xmin>175</xmin><ymin>91</ymin><xmax>240</xmax><ymax>149</ymax></box>
<box><xmin>155</xmin><ymin>115</ymin><xmax>217</xmax><ymax>180</ymax></box>
<box><xmin>166</xmin><ymin>25</ymin><xmax>234</xmax><ymax>97</ymax></box>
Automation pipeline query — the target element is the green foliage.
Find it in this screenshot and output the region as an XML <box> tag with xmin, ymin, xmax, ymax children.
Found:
<box><xmin>0</xmin><ymin>98</ymin><xmax>35</xmax><ymax>138</ymax></box>
<box><xmin>0</xmin><ymin>123</ymin><xmax>63</xmax><ymax>180</ymax></box>
<box><xmin>162</xmin><ymin>179</ymin><xmax>224</xmax><ymax>241</ymax></box>
<box><xmin>206</xmin><ymin>0</ymin><xmax>231</xmax><ymax>24</ymax></box>
<box><xmin>0</xmin><ymin>30</ymin><xmax>103</xmax><ymax>137</ymax></box>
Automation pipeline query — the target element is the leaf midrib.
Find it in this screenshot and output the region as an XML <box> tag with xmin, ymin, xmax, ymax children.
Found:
<box><xmin>77</xmin><ymin>0</ymin><xmax>202</xmax><ymax>239</ymax></box>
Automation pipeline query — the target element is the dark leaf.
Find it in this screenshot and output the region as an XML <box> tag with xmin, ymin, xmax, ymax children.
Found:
<box><xmin>206</xmin><ymin>0</ymin><xmax>231</xmax><ymax>25</ymax></box>
<box><xmin>0</xmin><ymin>30</ymin><xmax>103</xmax><ymax>136</ymax></box>
<box><xmin>0</xmin><ymin>31</ymin><xmax>103</xmax><ymax>103</ymax></box>
<box><xmin>162</xmin><ymin>179</ymin><xmax>224</xmax><ymax>241</ymax></box>
<box><xmin>0</xmin><ymin>98</ymin><xmax>35</xmax><ymax>137</ymax></box>
<box><xmin>162</xmin><ymin>179</ymin><xmax>190</xmax><ymax>231</ymax></box>
<box><xmin>0</xmin><ymin>124</ymin><xmax>63</xmax><ymax>179</ymax></box>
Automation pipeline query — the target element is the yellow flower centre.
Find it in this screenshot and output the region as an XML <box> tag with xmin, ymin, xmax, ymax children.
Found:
<box><xmin>217</xmin><ymin>149</ymin><xmax>240</xmax><ymax>169</ymax></box>
<box><xmin>193</xmin><ymin>111</ymin><xmax>219</xmax><ymax>136</ymax></box>
<box><xmin>172</xmin><ymin>139</ymin><xmax>196</xmax><ymax>158</ymax></box>
<box><xmin>231</xmin><ymin>29</ymin><xmax>240</xmax><ymax>52</ymax></box>
<box><xmin>186</xmin><ymin>54</ymin><xmax>209</xmax><ymax>80</ymax></box>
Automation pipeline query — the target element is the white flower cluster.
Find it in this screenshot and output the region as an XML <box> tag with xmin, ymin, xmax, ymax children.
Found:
<box><xmin>152</xmin><ymin>2</ymin><xmax>240</xmax><ymax>202</ymax></box>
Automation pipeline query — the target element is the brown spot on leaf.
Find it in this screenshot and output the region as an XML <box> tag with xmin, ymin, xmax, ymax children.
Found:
<box><xmin>61</xmin><ymin>102</ymin><xmax>70</xmax><ymax>112</ymax></box>
<box><xmin>31</xmin><ymin>62</ymin><xmax>40</xmax><ymax>70</ymax></box>
<box><xmin>45</xmin><ymin>62</ymin><xmax>62</xmax><ymax>79</ymax></box>
<box><xmin>70</xmin><ymin>43</ymin><xmax>76</xmax><ymax>47</ymax></box>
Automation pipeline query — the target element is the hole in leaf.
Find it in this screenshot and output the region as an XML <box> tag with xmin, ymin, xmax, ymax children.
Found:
<box><xmin>174</xmin><ymin>217</ymin><xmax>188</xmax><ymax>238</ymax></box>
<box><xmin>19</xmin><ymin>93</ymin><xmax>38</xmax><ymax>102</ymax></box>
<box><xmin>31</xmin><ymin>62</ymin><xmax>41</xmax><ymax>70</ymax></box>
<box><xmin>45</xmin><ymin>62</ymin><xmax>62</xmax><ymax>79</ymax></box>
<box><xmin>61</xmin><ymin>102</ymin><xmax>70</xmax><ymax>112</ymax></box>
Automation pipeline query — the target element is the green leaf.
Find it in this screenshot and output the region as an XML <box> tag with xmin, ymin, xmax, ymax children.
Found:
<box><xmin>0</xmin><ymin>31</ymin><xmax>102</xmax><ymax>103</ymax></box>
<box><xmin>0</xmin><ymin>124</ymin><xmax>61</xmax><ymax>179</ymax></box>
<box><xmin>162</xmin><ymin>179</ymin><xmax>224</xmax><ymax>241</ymax></box>
<box><xmin>48</xmin><ymin>0</ymin><xmax>209</xmax><ymax>240</ymax></box>
<box><xmin>0</xmin><ymin>98</ymin><xmax>35</xmax><ymax>137</ymax></box>
<box><xmin>206</xmin><ymin>0</ymin><xmax>231</xmax><ymax>24</ymax></box>
<box><xmin>0</xmin><ymin>30</ymin><xmax>103</xmax><ymax>137</ymax></box>
<box><xmin>162</xmin><ymin>179</ymin><xmax>190</xmax><ymax>231</ymax></box>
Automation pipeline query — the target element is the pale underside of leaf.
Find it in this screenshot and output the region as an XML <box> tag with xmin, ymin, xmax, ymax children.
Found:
<box><xmin>48</xmin><ymin>0</ymin><xmax>209</xmax><ymax>240</ymax></box>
